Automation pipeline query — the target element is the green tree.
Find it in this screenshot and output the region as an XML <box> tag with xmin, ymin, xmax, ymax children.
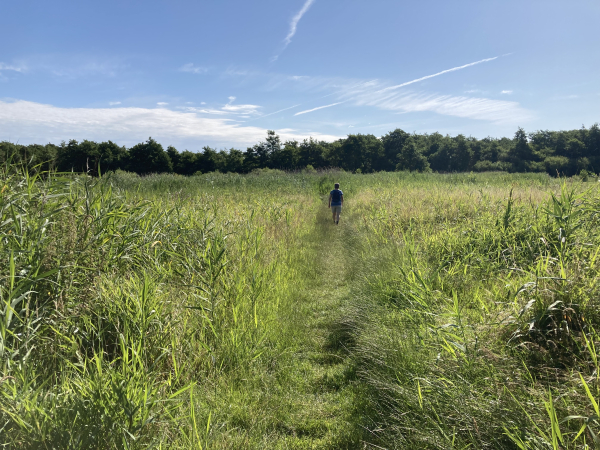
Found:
<box><xmin>544</xmin><ymin>155</ymin><xmax>570</xmax><ymax>176</ymax></box>
<box><xmin>298</xmin><ymin>138</ymin><xmax>326</xmax><ymax>169</ymax></box>
<box><xmin>127</xmin><ymin>137</ymin><xmax>173</xmax><ymax>174</ymax></box>
<box><xmin>96</xmin><ymin>141</ymin><xmax>127</xmax><ymax>174</ymax></box>
<box><xmin>451</xmin><ymin>135</ymin><xmax>473</xmax><ymax>171</ymax></box>
<box><xmin>323</xmin><ymin>140</ymin><xmax>343</xmax><ymax>168</ymax></box>
<box><xmin>243</xmin><ymin>130</ymin><xmax>281</xmax><ymax>171</ymax></box>
<box><xmin>468</xmin><ymin>136</ymin><xmax>482</xmax><ymax>166</ymax></box>
<box><xmin>565</xmin><ymin>138</ymin><xmax>585</xmax><ymax>159</ymax></box>
<box><xmin>223</xmin><ymin>148</ymin><xmax>244</xmax><ymax>173</ymax></box>
<box><xmin>0</xmin><ymin>141</ymin><xmax>18</xmax><ymax>164</ymax></box>
<box><xmin>166</xmin><ymin>146</ymin><xmax>181</xmax><ymax>173</ymax></box>
<box><xmin>422</xmin><ymin>132</ymin><xmax>444</xmax><ymax>158</ymax></box>
<box><xmin>382</xmin><ymin>128</ymin><xmax>410</xmax><ymax>171</ymax></box>
<box><xmin>198</xmin><ymin>146</ymin><xmax>221</xmax><ymax>173</ymax></box>
<box><xmin>19</xmin><ymin>144</ymin><xmax>57</xmax><ymax>172</ymax></box>
<box><xmin>509</xmin><ymin>127</ymin><xmax>535</xmax><ymax>171</ymax></box>
<box><xmin>585</xmin><ymin>123</ymin><xmax>600</xmax><ymax>170</ymax></box>
<box><xmin>272</xmin><ymin>140</ymin><xmax>299</xmax><ymax>170</ymax></box>
<box><xmin>396</xmin><ymin>139</ymin><xmax>430</xmax><ymax>172</ymax></box>
<box><xmin>482</xmin><ymin>139</ymin><xmax>500</xmax><ymax>162</ymax></box>
<box><xmin>242</xmin><ymin>146</ymin><xmax>259</xmax><ymax>173</ymax></box>
<box><xmin>339</xmin><ymin>134</ymin><xmax>384</xmax><ymax>173</ymax></box>
<box><xmin>264</xmin><ymin>130</ymin><xmax>282</xmax><ymax>168</ymax></box>
<box><xmin>176</xmin><ymin>150</ymin><xmax>198</xmax><ymax>175</ymax></box>
<box><xmin>56</xmin><ymin>140</ymin><xmax>100</xmax><ymax>173</ymax></box>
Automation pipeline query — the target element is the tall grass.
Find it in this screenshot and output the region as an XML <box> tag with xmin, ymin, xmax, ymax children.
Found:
<box><xmin>0</xmin><ymin>164</ymin><xmax>318</xmax><ymax>448</ymax></box>
<box><xmin>341</xmin><ymin>173</ymin><xmax>600</xmax><ymax>448</ymax></box>
<box><xmin>2</xmin><ymin>165</ymin><xmax>600</xmax><ymax>448</ymax></box>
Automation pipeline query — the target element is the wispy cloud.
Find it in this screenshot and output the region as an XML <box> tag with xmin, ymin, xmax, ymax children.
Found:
<box><xmin>220</xmin><ymin>59</ymin><xmax>529</xmax><ymax>123</ymax></box>
<box><xmin>109</xmin><ymin>101</ymin><xmax>121</xmax><ymax>106</ymax></box>
<box><xmin>179</xmin><ymin>63</ymin><xmax>208</xmax><ymax>74</ymax></box>
<box><xmin>501</xmin><ymin>90</ymin><xmax>513</xmax><ymax>94</ymax></box>
<box><xmin>295</xmin><ymin>101</ymin><xmax>344</xmax><ymax>116</ymax></box>
<box><xmin>9</xmin><ymin>55</ymin><xmax>125</xmax><ymax>79</ymax></box>
<box><xmin>46</xmin><ymin>61</ymin><xmax>123</xmax><ymax>79</ymax></box>
<box><xmin>180</xmin><ymin>97</ymin><xmax>261</xmax><ymax>116</ymax></box>
<box><xmin>157</xmin><ymin>102</ymin><xmax>169</xmax><ymax>106</ymax></box>
<box><xmin>272</xmin><ymin>0</ymin><xmax>315</xmax><ymax>61</ymax></box>
<box><xmin>221</xmin><ymin>103</ymin><xmax>261</xmax><ymax>115</ymax></box>
<box><xmin>0</xmin><ymin>99</ymin><xmax>341</xmax><ymax>147</ymax></box>
<box><xmin>351</xmin><ymin>90</ymin><xmax>531</xmax><ymax>123</ymax></box>
<box><xmin>248</xmin><ymin>104</ymin><xmax>300</xmax><ymax>121</ymax></box>
<box><xmin>377</xmin><ymin>57</ymin><xmax>499</xmax><ymax>93</ymax></box>
<box><xmin>0</xmin><ymin>62</ymin><xmax>26</xmax><ymax>72</ymax></box>
<box><xmin>304</xmin><ymin>56</ymin><xmax>529</xmax><ymax>123</ymax></box>
<box><xmin>552</xmin><ymin>94</ymin><xmax>580</xmax><ymax>100</ymax></box>
<box><xmin>180</xmin><ymin>107</ymin><xmax>229</xmax><ymax>115</ymax></box>
<box><xmin>284</xmin><ymin>0</ymin><xmax>315</xmax><ymax>47</ymax></box>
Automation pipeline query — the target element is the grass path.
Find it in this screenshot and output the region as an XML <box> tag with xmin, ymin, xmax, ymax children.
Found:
<box><xmin>261</xmin><ymin>203</ymin><xmax>366</xmax><ymax>449</ymax></box>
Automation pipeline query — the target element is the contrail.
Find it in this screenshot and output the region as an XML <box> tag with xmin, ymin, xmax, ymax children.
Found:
<box><xmin>272</xmin><ymin>0</ymin><xmax>316</xmax><ymax>61</ymax></box>
<box><xmin>377</xmin><ymin>56</ymin><xmax>499</xmax><ymax>93</ymax></box>
<box><xmin>284</xmin><ymin>0</ymin><xmax>316</xmax><ymax>47</ymax></box>
<box><xmin>246</xmin><ymin>104</ymin><xmax>301</xmax><ymax>121</ymax></box>
<box><xmin>294</xmin><ymin>101</ymin><xmax>344</xmax><ymax>116</ymax></box>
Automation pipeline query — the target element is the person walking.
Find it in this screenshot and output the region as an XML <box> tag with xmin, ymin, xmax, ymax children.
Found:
<box><xmin>328</xmin><ymin>183</ymin><xmax>343</xmax><ymax>225</ymax></box>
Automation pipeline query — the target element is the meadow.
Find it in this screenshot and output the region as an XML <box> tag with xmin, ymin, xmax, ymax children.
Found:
<box><xmin>2</xmin><ymin>164</ymin><xmax>600</xmax><ymax>449</ymax></box>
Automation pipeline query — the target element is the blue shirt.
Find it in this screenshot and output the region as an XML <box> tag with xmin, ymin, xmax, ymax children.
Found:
<box><xmin>330</xmin><ymin>189</ymin><xmax>343</xmax><ymax>206</ymax></box>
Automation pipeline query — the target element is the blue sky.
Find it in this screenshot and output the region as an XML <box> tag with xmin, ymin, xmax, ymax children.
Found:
<box><xmin>1</xmin><ymin>0</ymin><xmax>598</xmax><ymax>150</ymax></box>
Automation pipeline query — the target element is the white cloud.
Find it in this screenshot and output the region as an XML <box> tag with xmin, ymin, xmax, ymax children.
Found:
<box><xmin>0</xmin><ymin>62</ymin><xmax>26</xmax><ymax>72</ymax></box>
<box><xmin>501</xmin><ymin>90</ymin><xmax>513</xmax><ymax>94</ymax></box>
<box><xmin>221</xmin><ymin>103</ymin><xmax>261</xmax><ymax>115</ymax></box>
<box><xmin>157</xmin><ymin>102</ymin><xmax>169</xmax><ymax>106</ymax></box>
<box><xmin>310</xmin><ymin>57</ymin><xmax>530</xmax><ymax>123</ymax></box>
<box><xmin>181</xmin><ymin>99</ymin><xmax>261</xmax><ymax>116</ymax></box>
<box><xmin>553</xmin><ymin>94</ymin><xmax>580</xmax><ymax>100</ymax></box>
<box><xmin>0</xmin><ymin>99</ymin><xmax>340</xmax><ymax>147</ymax></box>
<box><xmin>109</xmin><ymin>101</ymin><xmax>121</xmax><ymax>105</ymax></box>
<box><xmin>272</xmin><ymin>0</ymin><xmax>315</xmax><ymax>61</ymax></box>
<box><xmin>222</xmin><ymin>68</ymin><xmax>251</xmax><ymax>77</ymax></box>
<box><xmin>219</xmin><ymin>61</ymin><xmax>531</xmax><ymax>124</ymax></box>
<box><xmin>179</xmin><ymin>63</ymin><xmax>208</xmax><ymax>74</ymax></box>
<box><xmin>179</xmin><ymin>107</ymin><xmax>229</xmax><ymax>115</ymax></box>
<box><xmin>201</xmin><ymin>102</ymin><xmax>206</xmax><ymax>105</ymax></box>
<box><xmin>5</xmin><ymin>56</ymin><xmax>125</xmax><ymax>79</ymax></box>
<box><xmin>351</xmin><ymin>90</ymin><xmax>531</xmax><ymax>123</ymax></box>
<box><xmin>295</xmin><ymin>102</ymin><xmax>345</xmax><ymax>116</ymax></box>
<box><xmin>45</xmin><ymin>59</ymin><xmax>123</xmax><ymax>78</ymax></box>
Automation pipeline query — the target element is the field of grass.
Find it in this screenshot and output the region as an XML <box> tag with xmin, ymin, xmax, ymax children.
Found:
<box><xmin>2</xmin><ymin>165</ymin><xmax>600</xmax><ymax>449</ymax></box>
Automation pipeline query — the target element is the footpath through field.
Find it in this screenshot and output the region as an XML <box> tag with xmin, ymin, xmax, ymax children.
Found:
<box><xmin>262</xmin><ymin>202</ymin><xmax>366</xmax><ymax>449</ymax></box>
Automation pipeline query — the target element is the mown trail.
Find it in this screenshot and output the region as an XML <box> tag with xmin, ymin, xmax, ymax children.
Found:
<box><xmin>263</xmin><ymin>202</ymin><xmax>366</xmax><ymax>449</ymax></box>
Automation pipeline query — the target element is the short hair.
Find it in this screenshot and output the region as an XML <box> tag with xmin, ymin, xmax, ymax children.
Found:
<box><xmin>334</xmin><ymin>183</ymin><xmax>340</xmax><ymax>189</ymax></box>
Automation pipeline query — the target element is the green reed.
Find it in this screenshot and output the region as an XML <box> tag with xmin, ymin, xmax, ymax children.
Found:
<box><xmin>3</xmin><ymin>165</ymin><xmax>600</xmax><ymax>448</ymax></box>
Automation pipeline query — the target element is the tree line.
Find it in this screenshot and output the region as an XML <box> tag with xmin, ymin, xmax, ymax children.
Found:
<box><xmin>2</xmin><ymin>124</ymin><xmax>599</xmax><ymax>176</ymax></box>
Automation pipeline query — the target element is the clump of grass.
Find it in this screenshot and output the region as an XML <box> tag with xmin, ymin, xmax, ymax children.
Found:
<box><xmin>338</xmin><ymin>174</ymin><xmax>600</xmax><ymax>448</ymax></box>
<box><xmin>0</xmin><ymin>164</ymin><xmax>326</xmax><ymax>447</ymax></box>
